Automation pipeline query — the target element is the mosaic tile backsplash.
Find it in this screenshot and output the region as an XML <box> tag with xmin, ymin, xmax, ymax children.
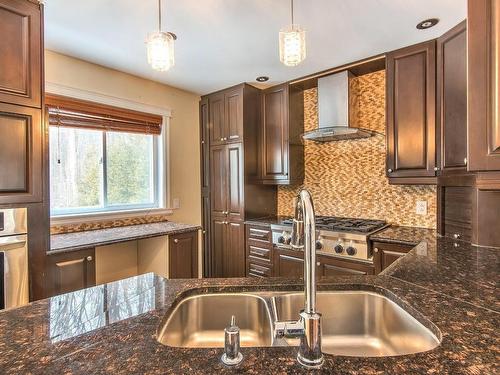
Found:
<box><xmin>277</xmin><ymin>70</ymin><xmax>437</xmax><ymax>229</ymax></box>
<box><xmin>50</xmin><ymin>214</ymin><xmax>170</xmax><ymax>234</ymax></box>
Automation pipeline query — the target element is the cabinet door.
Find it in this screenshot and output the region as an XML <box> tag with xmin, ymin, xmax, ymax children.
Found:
<box><xmin>224</xmin><ymin>87</ymin><xmax>243</xmax><ymax>143</ymax></box>
<box><xmin>210</xmin><ymin>145</ymin><xmax>227</xmax><ymax>217</ymax></box>
<box><xmin>261</xmin><ymin>84</ymin><xmax>289</xmax><ymax>181</ymax></box>
<box><xmin>468</xmin><ymin>0</ymin><xmax>500</xmax><ymax>171</ymax></box>
<box><xmin>211</xmin><ymin>217</ymin><xmax>226</xmax><ymax>278</ymax></box>
<box><xmin>438</xmin><ymin>21</ymin><xmax>467</xmax><ymax>173</ymax></box>
<box><xmin>169</xmin><ymin>231</ymin><xmax>198</xmax><ymax>279</ymax></box>
<box><xmin>48</xmin><ymin>248</ymin><xmax>96</xmax><ymax>296</ymax></box>
<box><xmin>0</xmin><ymin>103</ymin><xmax>42</xmax><ymax>204</ymax></box>
<box><xmin>0</xmin><ymin>0</ymin><xmax>41</xmax><ymax>108</ymax></box>
<box><xmin>226</xmin><ymin>143</ymin><xmax>244</xmax><ymax>221</ymax></box>
<box><xmin>209</xmin><ymin>92</ymin><xmax>225</xmax><ymax>146</ymax></box>
<box><xmin>386</xmin><ymin>40</ymin><xmax>437</xmax><ymax>179</ymax></box>
<box><xmin>275</xmin><ymin>252</ymin><xmax>304</xmax><ymax>277</ymax></box>
<box><xmin>372</xmin><ymin>242</ymin><xmax>414</xmax><ymax>274</ymax></box>
<box><xmin>224</xmin><ymin>221</ymin><xmax>245</xmax><ymax>277</ymax></box>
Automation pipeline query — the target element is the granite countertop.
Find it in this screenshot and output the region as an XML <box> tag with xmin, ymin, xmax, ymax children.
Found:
<box><xmin>369</xmin><ymin>225</ymin><xmax>438</xmax><ymax>246</ymax></box>
<box><xmin>1</xmin><ymin>236</ymin><xmax>498</xmax><ymax>373</ymax></box>
<box><xmin>49</xmin><ymin>222</ymin><xmax>201</xmax><ymax>255</ymax></box>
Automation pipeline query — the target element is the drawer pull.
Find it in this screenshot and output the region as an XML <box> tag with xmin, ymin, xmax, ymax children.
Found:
<box><xmin>174</xmin><ymin>239</ymin><xmax>179</xmax><ymax>244</ymax></box>
<box><xmin>249</xmin><ymin>268</ymin><xmax>265</xmax><ymax>275</ymax></box>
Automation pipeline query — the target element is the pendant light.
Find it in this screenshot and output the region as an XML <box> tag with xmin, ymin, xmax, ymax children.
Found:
<box><xmin>146</xmin><ymin>0</ymin><xmax>176</xmax><ymax>72</ymax></box>
<box><xmin>279</xmin><ymin>0</ymin><xmax>306</xmax><ymax>66</ymax></box>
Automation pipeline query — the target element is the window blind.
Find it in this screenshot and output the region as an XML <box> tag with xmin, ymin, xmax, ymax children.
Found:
<box><xmin>45</xmin><ymin>94</ymin><xmax>163</xmax><ymax>135</ymax></box>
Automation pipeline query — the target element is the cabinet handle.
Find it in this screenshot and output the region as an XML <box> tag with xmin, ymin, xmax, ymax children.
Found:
<box><xmin>316</xmin><ymin>262</ymin><xmax>320</xmax><ymax>266</ymax></box>
<box><xmin>463</xmin><ymin>157</ymin><xmax>467</xmax><ymax>165</ymax></box>
<box><xmin>374</xmin><ymin>248</ymin><xmax>379</xmax><ymax>253</ymax></box>
<box><xmin>387</xmin><ymin>168</ymin><xmax>393</xmax><ymax>173</ymax></box>
<box><xmin>453</xmin><ymin>233</ymin><xmax>461</xmax><ymax>239</ymax></box>
<box><xmin>86</xmin><ymin>256</ymin><xmax>93</xmax><ymax>261</ymax></box>
<box><xmin>174</xmin><ymin>239</ymin><xmax>179</xmax><ymax>243</ymax></box>
<box><xmin>434</xmin><ymin>166</ymin><xmax>440</xmax><ymax>171</ymax></box>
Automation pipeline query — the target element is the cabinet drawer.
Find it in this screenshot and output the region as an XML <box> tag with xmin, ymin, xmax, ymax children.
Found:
<box><xmin>248</xmin><ymin>244</ymin><xmax>272</xmax><ymax>262</ymax></box>
<box><xmin>248</xmin><ymin>262</ymin><xmax>272</xmax><ymax>278</ymax></box>
<box><xmin>247</xmin><ymin>226</ymin><xmax>271</xmax><ymax>242</ymax></box>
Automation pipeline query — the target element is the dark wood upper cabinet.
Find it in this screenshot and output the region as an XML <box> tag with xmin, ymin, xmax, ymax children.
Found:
<box><xmin>225</xmin><ymin>86</ymin><xmax>243</xmax><ymax>143</ymax></box>
<box><xmin>468</xmin><ymin>0</ymin><xmax>500</xmax><ymax>171</ymax></box>
<box><xmin>209</xmin><ymin>92</ymin><xmax>225</xmax><ymax>146</ymax></box>
<box><xmin>386</xmin><ymin>40</ymin><xmax>437</xmax><ymax>182</ymax></box>
<box><xmin>259</xmin><ymin>84</ymin><xmax>304</xmax><ymax>185</ymax></box>
<box><xmin>47</xmin><ymin>248</ymin><xmax>96</xmax><ymax>297</ymax></box>
<box><xmin>0</xmin><ymin>0</ymin><xmax>42</xmax><ymax>108</ymax></box>
<box><xmin>169</xmin><ymin>231</ymin><xmax>198</xmax><ymax>279</ymax></box>
<box><xmin>261</xmin><ymin>84</ymin><xmax>289</xmax><ymax>181</ymax></box>
<box><xmin>437</xmin><ymin>21</ymin><xmax>468</xmax><ymax>174</ymax></box>
<box><xmin>209</xmin><ymin>86</ymin><xmax>243</xmax><ymax>145</ymax></box>
<box><xmin>226</xmin><ymin>143</ymin><xmax>244</xmax><ymax>221</ymax></box>
<box><xmin>0</xmin><ymin>103</ymin><xmax>42</xmax><ymax>204</ymax></box>
<box><xmin>210</xmin><ymin>145</ymin><xmax>227</xmax><ymax>217</ymax></box>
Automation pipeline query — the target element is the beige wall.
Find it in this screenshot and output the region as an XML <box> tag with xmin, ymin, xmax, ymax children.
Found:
<box><xmin>44</xmin><ymin>50</ymin><xmax>201</xmax><ymax>225</ymax></box>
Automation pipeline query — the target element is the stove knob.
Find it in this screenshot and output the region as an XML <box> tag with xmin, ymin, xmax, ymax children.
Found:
<box><xmin>315</xmin><ymin>241</ymin><xmax>323</xmax><ymax>250</ymax></box>
<box><xmin>346</xmin><ymin>246</ymin><xmax>357</xmax><ymax>256</ymax></box>
<box><xmin>285</xmin><ymin>236</ymin><xmax>292</xmax><ymax>245</ymax></box>
<box><xmin>278</xmin><ymin>236</ymin><xmax>286</xmax><ymax>244</ymax></box>
<box><xmin>334</xmin><ymin>244</ymin><xmax>344</xmax><ymax>254</ymax></box>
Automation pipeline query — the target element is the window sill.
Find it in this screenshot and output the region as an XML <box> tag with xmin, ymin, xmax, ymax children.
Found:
<box><xmin>50</xmin><ymin>207</ymin><xmax>175</xmax><ymax>226</ymax></box>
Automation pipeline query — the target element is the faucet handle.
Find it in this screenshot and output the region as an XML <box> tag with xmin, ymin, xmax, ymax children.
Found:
<box><xmin>221</xmin><ymin>315</ymin><xmax>243</xmax><ymax>366</ymax></box>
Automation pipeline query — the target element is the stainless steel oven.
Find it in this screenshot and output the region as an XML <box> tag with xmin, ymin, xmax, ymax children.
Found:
<box><xmin>0</xmin><ymin>208</ymin><xmax>29</xmax><ymax>310</ymax></box>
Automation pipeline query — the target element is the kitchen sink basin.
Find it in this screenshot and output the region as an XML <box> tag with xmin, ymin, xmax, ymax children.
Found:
<box><xmin>272</xmin><ymin>291</ymin><xmax>440</xmax><ymax>357</ymax></box>
<box><xmin>157</xmin><ymin>293</ymin><xmax>273</xmax><ymax>348</ymax></box>
<box><xmin>157</xmin><ymin>290</ymin><xmax>440</xmax><ymax>357</ymax></box>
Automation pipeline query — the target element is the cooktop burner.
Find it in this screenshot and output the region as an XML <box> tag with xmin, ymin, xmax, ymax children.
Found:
<box><xmin>280</xmin><ymin>216</ymin><xmax>386</xmax><ymax>233</ymax></box>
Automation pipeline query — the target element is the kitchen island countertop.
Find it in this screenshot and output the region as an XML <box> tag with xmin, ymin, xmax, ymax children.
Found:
<box><xmin>1</xmin><ymin>235</ymin><xmax>498</xmax><ymax>374</ymax></box>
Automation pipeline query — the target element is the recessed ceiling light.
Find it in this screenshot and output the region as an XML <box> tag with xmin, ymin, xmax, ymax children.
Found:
<box><xmin>256</xmin><ymin>76</ymin><xmax>269</xmax><ymax>82</ymax></box>
<box><xmin>416</xmin><ymin>18</ymin><xmax>439</xmax><ymax>30</ymax></box>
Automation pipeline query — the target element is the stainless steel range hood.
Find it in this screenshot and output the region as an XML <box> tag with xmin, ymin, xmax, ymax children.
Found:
<box><xmin>302</xmin><ymin>71</ymin><xmax>376</xmax><ymax>142</ymax></box>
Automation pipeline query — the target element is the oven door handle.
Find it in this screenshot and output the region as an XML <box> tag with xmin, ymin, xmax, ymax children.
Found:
<box><xmin>0</xmin><ymin>235</ymin><xmax>27</xmax><ymax>252</ymax></box>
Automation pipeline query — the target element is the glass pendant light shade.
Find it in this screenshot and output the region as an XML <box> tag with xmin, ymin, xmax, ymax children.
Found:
<box><xmin>279</xmin><ymin>25</ymin><xmax>306</xmax><ymax>66</ymax></box>
<box><xmin>146</xmin><ymin>31</ymin><xmax>175</xmax><ymax>72</ymax></box>
<box><xmin>279</xmin><ymin>0</ymin><xmax>306</xmax><ymax>67</ymax></box>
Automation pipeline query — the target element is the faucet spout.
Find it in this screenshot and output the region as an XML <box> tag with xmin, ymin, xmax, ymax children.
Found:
<box><xmin>275</xmin><ymin>189</ymin><xmax>323</xmax><ymax>369</ymax></box>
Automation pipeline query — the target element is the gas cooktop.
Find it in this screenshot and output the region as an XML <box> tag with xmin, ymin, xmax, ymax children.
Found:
<box><xmin>280</xmin><ymin>215</ymin><xmax>387</xmax><ymax>234</ymax></box>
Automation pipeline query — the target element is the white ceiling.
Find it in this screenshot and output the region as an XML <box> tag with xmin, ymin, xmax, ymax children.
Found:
<box><xmin>44</xmin><ymin>0</ymin><xmax>466</xmax><ymax>95</ymax></box>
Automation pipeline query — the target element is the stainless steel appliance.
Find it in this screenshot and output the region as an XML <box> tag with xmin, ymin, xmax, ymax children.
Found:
<box><xmin>271</xmin><ymin>215</ymin><xmax>388</xmax><ymax>263</ymax></box>
<box><xmin>0</xmin><ymin>208</ymin><xmax>29</xmax><ymax>310</ymax></box>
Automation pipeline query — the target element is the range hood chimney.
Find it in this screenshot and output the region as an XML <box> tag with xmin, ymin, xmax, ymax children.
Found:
<box><xmin>302</xmin><ymin>70</ymin><xmax>376</xmax><ymax>142</ymax></box>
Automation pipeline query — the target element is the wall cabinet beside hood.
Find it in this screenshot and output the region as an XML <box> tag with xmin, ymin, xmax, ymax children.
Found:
<box><xmin>257</xmin><ymin>83</ymin><xmax>304</xmax><ymax>185</ymax></box>
<box><xmin>386</xmin><ymin>20</ymin><xmax>468</xmax><ymax>184</ymax></box>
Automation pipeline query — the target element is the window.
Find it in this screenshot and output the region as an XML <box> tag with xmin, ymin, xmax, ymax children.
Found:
<box><xmin>47</xmin><ymin>94</ymin><xmax>163</xmax><ymax>217</ymax></box>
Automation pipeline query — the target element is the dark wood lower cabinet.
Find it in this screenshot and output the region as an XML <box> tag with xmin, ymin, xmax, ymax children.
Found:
<box><xmin>212</xmin><ymin>218</ymin><xmax>245</xmax><ymax>277</ymax></box>
<box><xmin>47</xmin><ymin>248</ymin><xmax>96</xmax><ymax>297</ymax></box>
<box><xmin>169</xmin><ymin>231</ymin><xmax>199</xmax><ymax>279</ymax></box>
<box><xmin>273</xmin><ymin>248</ymin><xmax>373</xmax><ymax>277</ymax></box>
<box><xmin>320</xmin><ymin>256</ymin><xmax>375</xmax><ymax>276</ymax></box>
<box><xmin>371</xmin><ymin>241</ymin><xmax>415</xmax><ymax>274</ymax></box>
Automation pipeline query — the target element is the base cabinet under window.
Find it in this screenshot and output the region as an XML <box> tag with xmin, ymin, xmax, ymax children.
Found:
<box><xmin>47</xmin><ymin>248</ymin><xmax>96</xmax><ymax>297</ymax></box>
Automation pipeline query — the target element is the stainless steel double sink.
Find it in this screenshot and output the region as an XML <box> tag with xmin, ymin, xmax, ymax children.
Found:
<box><xmin>157</xmin><ymin>290</ymin><xmax>441</xmax><ymax>357</ymax></box>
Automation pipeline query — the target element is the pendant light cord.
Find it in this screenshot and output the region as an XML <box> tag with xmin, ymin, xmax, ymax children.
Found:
<box><xmin>290</xmin><ymin>0</ymin><xmax>294</xmax><ymax>25</ymax></box>
<box><xmin>158</xmin><ymin>0</ymin><xmax>162</xmax><ymax>31</ymax></box>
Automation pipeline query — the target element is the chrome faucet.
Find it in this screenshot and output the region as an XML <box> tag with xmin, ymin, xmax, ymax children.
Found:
<box><xmin>274</xmin><ymin>189</ymin><xmax>323</xmax><ymax>369</ymax></box>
